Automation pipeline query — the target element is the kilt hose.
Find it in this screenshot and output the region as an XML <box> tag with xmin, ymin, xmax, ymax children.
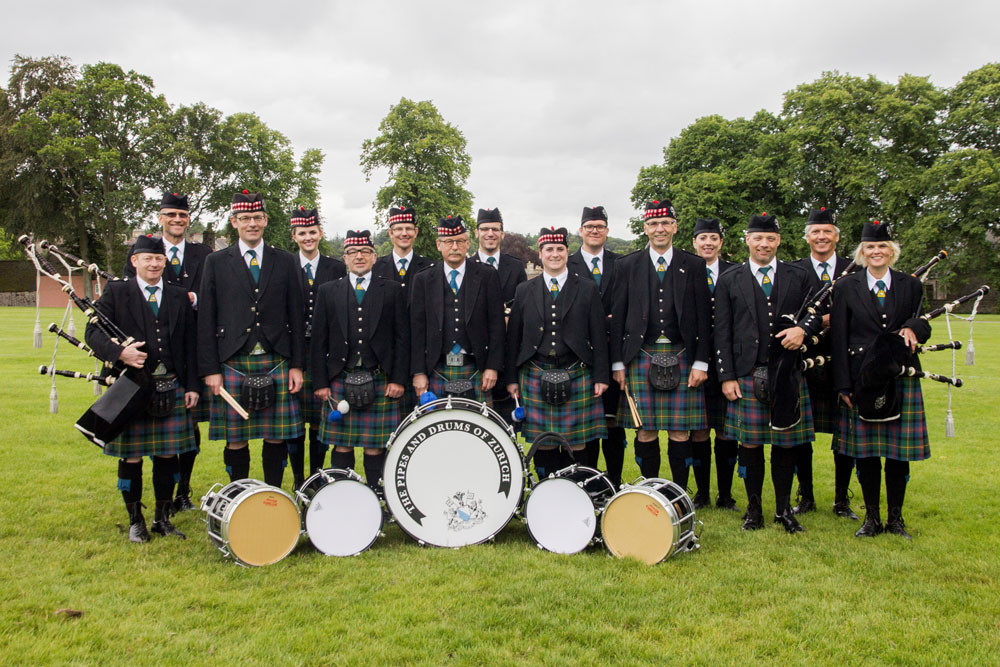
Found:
<box><xmin>724</xmin><ymin>375</ymin><xmax>815</xmax><ymax>447</ymax></box>
<box><xmin>617</xmin><ymin>342</ymin><xmax>707</xmax><ymax>431</ymax></box>
<box><xmin>519</xmin><ymin>360</ymin><xmax>607</xmax><ymax>447</ymax></box>
<box><xmin>429</xmin><ymin>361</ymin><xmax>491</xmax><ymax>405</ymax></box>
<box><xmin>838</xmin><ymin>376</ymin><xmax>929</xmax><ymax>461</ymax></box>
<box><xmin>318</xmin><ymin>370</ymin><xmax>400</xmax><ymax>449</ymax></box>
<box><xmin>297</xmin><ymin>339</ymin><xmax>323</xmax><ymax>427</ymax></box>
<box><xmin>105</xmin><ymin>386</ymin><xmax>197</xmax><ymax>458</ymax></box>
<box><xmin>209</xmin><ymin>353</ymin><xmax>304</xmax><ymax>443</ymax></box>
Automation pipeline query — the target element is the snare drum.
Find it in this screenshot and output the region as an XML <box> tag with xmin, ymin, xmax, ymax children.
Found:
<box><xmin>200</xmin><ymin>479</ymin><xmax>301</xmax><ymax>566</ymax></box>
<box><xmin>600</xmin><ymin>478</ymin><xmax>700</xmax><ymax>564</ymax></box>
<box><xmin>383</xmin><ymin>397</ymin><xmax>526</xmax><ymax>548</ymax></box>
<box><xmin>297</xmin><ymin>468</ymin><xmax>383</xmax><ymax>557</ymax></box>
<box><xmin>525</xmin><ymin>464</ymin><xmax>616</xmax><ymax>554</ymax></box>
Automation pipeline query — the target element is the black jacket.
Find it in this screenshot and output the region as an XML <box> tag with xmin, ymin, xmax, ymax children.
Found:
<box><xmin>568</xmin><ymin>248</ymin><xmax>620</xmax><ymax>316</ymax></box>
<box><xmin>714</xmin><ymin>260</ymin><xmax>822</xmax><ymax>382</ymax></box>
<box><xmin>310</xmin><ymin>275</ymin><xmax>410</xmax><ymax>389</ymax></box>
<box><xmin>504</xmin><ymin>273</ymin><xmax>610</xmax><ymax>386</ymax></box>
<box><xmin>298</xmin><ymin>254</ymin><xmax>347</xmax><ymax>337</ymax></box>
<box><xmin>610</xmin><ymin>247</ymin><xmax>712</xmax><ymax>366</ymax></box>
<box><xmin>86</xmin><ymin>278</ymin><xmax>199</xmax><ymax>392</ymax></box>
<box><xmin>831</xmin><ymin>269</ymin><xmax>931</xmax><ymax>394</ymax></box>
<box><xmin>410</xmin><ymin>261</ymin><xmax>506</xmax><ymax>377</ymax></box>
<box><xmin>703</xmin><ymin>258</ymin><xmax>737</xmax><ymax>392</ymax></box>
<box><xmin>469</xmin><ymin>252</ymin><xmax>527</xmax><ymax>308</ymax></box>
<box><xmin>197</xmin><ymin>244</ymin><xmax>305</xmax><ymax>376</ymax></box>
<box><xmin>374</xmin><ymin>252</ymin><xmax>435</xmax><ymax>301</ymax></box>
<box><xmin>123</xmin><ymin>239</ymin><xmax>212</xmax><ymax>297</ymax></box>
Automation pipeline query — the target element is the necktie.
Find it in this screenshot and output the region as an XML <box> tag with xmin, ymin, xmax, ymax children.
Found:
<box><xmin>146</xmin><ymin>285</ymin><xmax>159</xmax><ymax>316</ymax></box>
<box><xmin>820</xmin><ymin>261</ymin><xmax>831</xmax><ymax>283</ymax></box>
<box><xmin>591</xmin><ymin>257</ymin><xmax>601</xmax><ymax>286</ymax></box>
<box><xmin>398</xmin><ymin>258</ymin><xmax>407</xmax><ymax>277</ymax></box>
<box><xmin>707</xmin><ymin>266</ymin><xmax>714</xmax><ymax>293</ymax></box>
<box><xmin>550</xmin><ymin>278</ymin><xmax>559</xmax><ymax>300</ymax></box>
<box><xmin>656</xmin><ymin>256</ymin><xmax>667</xmax><ymax>283</ymax></box>
<box><xmin>487</xmin><ymin>256</ymin><xmax>496</xmax><ymax>268</ymax></box>
<box><xmin>449</xmin><ymin>269</ymin><xmax>459</xmax><ymax>295</ymax></box>
<box><xmin>246</xmin><ymin>249</ymin><xmax>260</xmax><ymax>283</ymax></box>
<box><xmin>169</xmin><ymin>247</ymin><xmax>180</xmax><ymax>277</ymax></box>
<box><xmin>304</xmin><ymin>263</ymin><xmax>314</xmax><ymax>286</ymax></box>
<box><xmin>759</xmin><ymin>266</ymin><xmax>772</xmax><ymax>297</ymax></box>
<box><xmin>355</xmin><ymin>276</ymin><xmax>365</xmax><ymax>304</ymax></box>
<box><xmin>875</xmin><ymin>279</ymin><xmax>887</xmax><ymax>306</ymax></box>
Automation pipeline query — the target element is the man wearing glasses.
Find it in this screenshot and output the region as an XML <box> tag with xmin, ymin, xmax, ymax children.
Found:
<box><xmin>567</xmin><ymin>206</ymin><xmax>625</xmax><ymax>488</ymax></box>
<box><xmin>123</xmin><ymin>192</ymin><xmax>213</xmax><ymax>513</ymax></box>
<box><xmin>198</xmin><ymin>190</ymin><xmax>305</xmax><ymax>488</ymax></box>
<box><xmin>311</xmin><ymin>230</ymin><xmax>408</xmax><ymax>496</ymax></box>
<box><xmin>611</xmin><ymin>200</ymin><xmax>712</xmax><ymax>489</ymax></box>
<box><xmin>373</xmin><ymin>205</ymin><xmax>435</xmax><ymax>299</ymax></box>
<box><xmin>410</xmin><ymin>215</ymin><xmax>505</xmax><ymax>404</ymax></box>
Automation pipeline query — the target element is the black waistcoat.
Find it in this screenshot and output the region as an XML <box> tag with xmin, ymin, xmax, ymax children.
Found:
<box><xmin>439</xmin><ymin>278</ymin><xmax>472</xmax><ymax>360</ymax></box>
<box><xmin>644</xmin><ymin>260</ymin><xmax>681</xmax><ymax>344</ymax></box>
<box><xmin>539</xmin><ymin>284</ymin><xmax>570</xmax><ymax>359</ymax></box>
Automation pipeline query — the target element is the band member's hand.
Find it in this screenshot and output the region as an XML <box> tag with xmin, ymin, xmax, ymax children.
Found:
<box><xmin>413</xmin><ymin>373</ymin><xmax>429</xmax><ymax>396</ymax></box>
<box><xmin>722</xmin><ymin>380</ymin><xmax>742</xmax><ymax>401</ymax></box>
<box><xmin>184</xmin><ymin>391</ymin><xmax>199</xmax><ymax>408</ymax></box>
<box><xmin>822</xmin><ymin>313</ymin><xmax>831</xmax><ymax>329</ymax></box>
<box><xmin>188</xmin><ymin>292</ymin><xmax>196</xmax><ymax>305</ymax></box>
<box><xmin>386</xmin><ymin>382</ymin><xmax>404</xmax><ymax>399</ymax></box>
<box><xmin>315</xmin><ymin>387</ymin><xmax>331</xmax><ymax>401</ymax></box>
<box><xmin>688</xmin><ymin>368</ymin><xmax>708</xmax><ymax>388</ymax></box>
<box><xmin>288</xmin><ymin>368</ymin><xmax>304</xmax><ymax>393</ymax></box>
<box><xmin>506</xmin><ymin>383</ymin><xmax>519</xmax><ymax>399</ymax></box>
<box><xmin>839</xmin><ymin>392</ymin><xmax>854</xmax><ymax>409</ymax></box>
<box><xmin>899</xmin><ymin>327</ymin><xmax>918</xmax><ymax>352</ymax></box>
<box><xmin>777</xmin><ymin>326</ymin><xmax>806</xmax><ymax>350</ymax></box>
<box><xmin>594</xmin><ymin>382</ymin><xmax>608</xmax><ymax>397</ymax></box>
<box><xmin>204</xmin><ymin>373</ymin><xmax>223</xmax><ymax>395</ymax></box>
<box><xmin>482</xmin><ymin>369</ymin><xmax>498</xmax><ymax>391</ymax></box>
<box><xmin>612</xmin><ymin>369</ymin><xmax>626</xmax><ymax>390</ymax></box>
<box><xmin>119</xmin><ymin>341</ymin><xmax>147</xmax><ymax>368</ymax></box>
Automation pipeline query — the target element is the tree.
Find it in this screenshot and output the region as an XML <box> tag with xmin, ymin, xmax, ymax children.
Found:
<box><xmin>360</xmin><ymin>98</ymin><xmax>473</xmax><ymax>258</ymax></box>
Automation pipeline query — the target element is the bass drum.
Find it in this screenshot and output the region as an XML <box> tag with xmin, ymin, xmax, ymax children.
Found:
<box><xmin>297</xmin><ymin>468</ymin><xmax>383</xmax><ymax>557</ymax></box>
<box><xmin>201</xmin><ymin>479</ymin><xmax>301</xmax><ymax>566</ymax></box>
<box><xmin>525</xmin><ymin>464</ymin><xmax>616</xmax><ymax>554</ymax></box>
<box><xmin>600</xmin><ymin>478</ymin><xmax>700</xmax><ymax>564</ymax></box>
<box><xmin>384</xmin><ymin>397</ymin><xmax>526</xmax><ymax>548</ymax></box>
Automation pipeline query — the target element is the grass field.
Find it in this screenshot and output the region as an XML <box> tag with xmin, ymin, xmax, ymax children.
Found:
<box><xmin>1</xmin><ymin>307</ymin><xmax>999</xmax><ymax>665</ymax></box>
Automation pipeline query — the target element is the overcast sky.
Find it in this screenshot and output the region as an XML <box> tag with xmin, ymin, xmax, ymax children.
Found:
<box><xmin>4</xmin><ymin>1</ymin><xmax>999</xmax><ymax>239</ymax></box>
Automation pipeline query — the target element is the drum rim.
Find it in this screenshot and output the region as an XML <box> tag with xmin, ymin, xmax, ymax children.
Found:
<box><xmin>525</xmin><ymin>475</ymin><xmax>600</xmax><ymax>554</ymax></box>
<box><xmin>303</xmin><ymin>478</ymin><xmax>383</xmax><ymax>556</ymax></box>
<box><xmin>390</xmin><ymin>396</ymin><xmax>517</xmax><ymax>449</ymax></box>
<box><xmin>600</xmin><ymin>485</ymin><xmax>683</xmax><ymax>561</ymax></box>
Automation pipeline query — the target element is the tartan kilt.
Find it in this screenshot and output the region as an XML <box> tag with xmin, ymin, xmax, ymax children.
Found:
<box><xmin>189</xmin><ymin>385</ymin><xmax>212</xmax><ymax>424</ymax></box>
<box><xmin>209</xmin><ymin>353</ymin><xmax>304</xmax><ymax>443</ymax></box>
<box><xmin>723</xmin><ymin>375</ymin><xmax>815</xmax><ymax>446</ymax></box>
<box><xmin>809</xmin><ymin>388</ymin><xmax>839</xmax><ymax>436</ymax></box>
<box><xmin>837</xmin><ymin>377</ymin><xmax>929</xmax><ymax>461</ymax></box>
<box><xmin>519</xmin><ymin>361</ymin><xmax>607</xmax><ymax>447</ymax></box>
<box><xmin>617</xmin><ymin>342</ymin><xmax>707</xmax><ymax>431</ymax></box>
<box><xmin>318</xmin><ymin>370</ymin><xmax>400</xmax><ymax>449</ymax></box>
<box><xmin>704</xmin><ymin>388</ymin><xmax>729</xmax><ymax>432</ymax></box>
<box><xmin>296</xmin><ymin>341</ymin><xmax>323</xmax><ymax>427</ymax></box>
<box><xmin>429</xmin><ymin>362</ymin><xmax>491</xmax><ymax>405</ymax></box>
<box><xmin>104</xmin><ymin>386</ymin><xmax>197</xmax><ymax>458</ymax></box>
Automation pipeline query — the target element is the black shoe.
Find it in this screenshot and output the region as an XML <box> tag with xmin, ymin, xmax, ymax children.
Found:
<box><xmin>885</xmin><ymin>510</ymin><xmax>912</xmax><ymax>540</ymax></box>
<box><xmin>774</xmin><ymin>509</ymin><xmax>805</xmax><ymax>533</ymax></box>
<box><xmin>151</xmin><ymin>518</ymin><xmax>188</xmax><ymax>539</ymax></box>
<box><xmin>792</xmin><ymin>498</ymin><xmax>817</xmax><ymax>515</ymax></box>
<box><xmin>716</xmin><ymin>495</ymin><xmax>740</xmax><ymax>512</ymax></box>
<box><xmin>742</xmin><ymin>508</ymin><xmax>764</xmax><ymax>531</ymax></box>
<box><xmin>692</xmin><ymin>492</ymin><xmax>710</xmax><ymax>510</ymax></box>
<box><xmin>833</xmin><ymin>500</ymin><xmax>859</xmax><ymax>520</ymax></box>
<box><xmin>172</xmin><ymin>495</ymin><xmax>196</xmax><ymax>514</ymax></box>
<box><xmin>129</xmin><ymin>520</ymin><xmax>151</xmax><ymax>544</ymax></box>
<box><xmin>855</xmin><ymin>512</ymin><xmax>883</xmax><ymax>538</ymax></box>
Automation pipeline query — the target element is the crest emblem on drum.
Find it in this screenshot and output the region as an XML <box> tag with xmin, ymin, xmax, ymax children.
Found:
<box><xmin>445</xmin><ymin>491</ymin><xmax>487</xmax><ymax>531</ymax></box>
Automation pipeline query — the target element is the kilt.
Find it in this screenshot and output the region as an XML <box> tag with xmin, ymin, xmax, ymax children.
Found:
<box><xmin>837</xmin><ymin>377</ymin><xmax>929</xmax><ymax>461</ymax></box>
<box><xmin>723</xmin><ymin>375</ymin><xmax>815</xmax><ymax>447</ymax></box>
<box><xmin>105</xmin><ymin>386</ymin><xmax>197</xmax><ymax>458</ymax></box>
<box><xmin>519</xmin><ymin>360</ymin><xmax>607</xmax><ymax>447</ymax></box>
<box><xmin>209</xmin><ymin>353</ymin><xmax>304</xmax><ymax>443</ymax></box>
<box><xmin>810</xmin><ymin>388</ymin><xmax>839</xmax><ymax>436</ymax></box>
<box><xmin>189</xmin><ymin>385</ymin><xmax>212</xmax><ymax>424</ymax></box>
<box><xmin>296</xmin><ymin>340</ymin><xmax>323</xmax><ymax>427</ymax></box>
<box><xmin>429</xmin><ymin>361</ymin><xmax>491</xmax><ymax>405</ymax></box>
<box><xmin>318</xmin><ymin>370</ymin><xmax>400</xmax><ymax>449</ymax></box>
<box><xmin>703</xmin><ymin>388</ymin><xmax>729</xmax><ymax>432</ymax></box>
<box><xmin>617</xmin><ymin>342</ymin><xmax>707</xmax><ymax>431</ymax></box>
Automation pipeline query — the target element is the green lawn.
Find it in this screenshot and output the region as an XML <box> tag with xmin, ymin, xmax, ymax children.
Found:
<box><xmin>2</xmin><ymin>307</ymin><xmax>998</xmax><ymax>664</ymax></box>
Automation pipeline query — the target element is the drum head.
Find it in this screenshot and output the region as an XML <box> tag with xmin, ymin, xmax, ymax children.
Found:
<box><xmin>601</xmin><ymin>489</ymin><xmax>677</xmax><ymax>565</ymax></box>
<box><xmin>305</xmin><ymin>479</ymin><xmax>382</xmax><ymax>557</ymax></box>
<box><xmin>384</xmin><ymin>401</ymin><xmax>524</xmax><ymax>548</ymax></box>
<box><xmin>525</xmin><ymin>477</ymin><xmax>598</xmax><ymax>554</ymax></box>
<box><xmin>226</xmin><ymin>488</ymin><xmax>301</xmax><ymax>566</ymax></box>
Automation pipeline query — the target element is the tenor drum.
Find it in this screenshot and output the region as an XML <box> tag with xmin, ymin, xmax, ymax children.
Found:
<box><xmin>201</xmin><ymin>479</ymin><xmax>301</xmax><ymax>566</ymax></box>
<box><xmin>525</xmin><ymin>464</ymin><xmax>616</xmax><ymax>554</ymax></box>
<box><xmin>600</xmin><ymin>478</ymin><xmax>700</xmax><ymax>564</ymax></box>
<box><xmin>297</xmin><ymin>468</ymin><xmax>383</xmax><ymax>557</ymax></box>
<box><xmin>384</xmin><ymin>397</ymin><xmax>526</xmax><ymax>548</ymax></box>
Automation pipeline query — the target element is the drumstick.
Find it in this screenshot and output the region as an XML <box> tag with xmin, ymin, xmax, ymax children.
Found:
<box><xmin>624</xmin><ymin>382</ymin><xmax>643</xmax><ymax>428</ymax></box>
<box><xmin>218</xmin><ymin>386</ymin><xmax>250</xmax><ymax>420</ymax></box>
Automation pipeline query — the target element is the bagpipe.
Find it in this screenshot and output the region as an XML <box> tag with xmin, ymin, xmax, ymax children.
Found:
<box><xmin>20</xmin><ymin>234</ymin><xmax>156</xmax><ymax>448</ymax></box>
